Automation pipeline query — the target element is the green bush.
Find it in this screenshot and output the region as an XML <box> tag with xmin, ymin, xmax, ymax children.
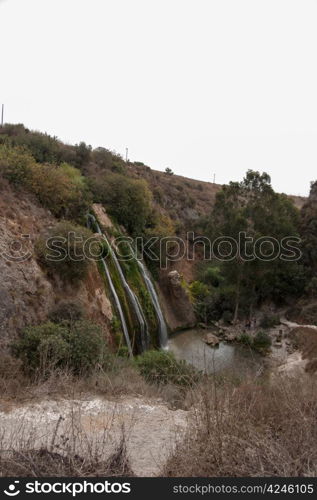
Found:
<box><xmin>0</xmin><ymin>124</ymin><xmax>90</xmax><ymax>167</ymax></box>
<box><xmin>12</xmin><ymin>320</ymin><xmax>106</xmax><ymax>375</ymax></box>
<box><xmin>253</xmin><ymin>330</ymin><xmax>272</xmax><ymax>351</ymax></box>
<box><xmin>0</xmin><ymin>144</ymin><xmax>91</xmax><ymax>220</ymax></box>
<box><xmin>0</xmin><ymin>145</ymin><xmax>34</xmax><ymax>185</ymax></box>
<box><xmin>36</xmin><ymin>221</ymin><xmax>99</xmax><ymax>282</ymax></box>
<box><xmin>239</xmin><ymin>333</ymin><xmax>253</xmax><ymax>346</ymax></box>
<box><xmin>189</xmin><ymin>281</ymin><xmax>210</xmax><ymax>301</ymax></box>
<box><xmin>12</xmin><ymin>322</ymin><xmax>70</xmax><ymax>374</ymax></box>
<box><xmin>90</xmin><ymin>173</ymin><xmax>152</xmax><ymax>236</ymax></box>
<box><xmin>66</xmin><ymin>320</ymin><xmax>105</xmax><ymax>373</ymax></box>
<box><xmin>29</xmin><ymin>161</ymin><xmax>91</xmax><ymax>219</ymax></box>
<box><xmin>134</xmin><ymin>350</ymin><xmax>199</xmax><ymax>386</ymax></box>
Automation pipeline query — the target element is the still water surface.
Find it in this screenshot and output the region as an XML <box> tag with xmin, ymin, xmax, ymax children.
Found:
<box><xmin>168</xmin><ymin>329</ymin><xmax>262</xmax><ymax>375</ymax></box>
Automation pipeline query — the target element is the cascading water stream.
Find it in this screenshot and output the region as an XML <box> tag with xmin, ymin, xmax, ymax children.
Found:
<box><xmin>88</xmin><ymin>214</ymin><xmax>149</xmax><ymax>352</ymax></box>
<box><xmin>87</xmin><ymin>215</ymin><xmax>133</xmax><ymax>356</ymax></box>
<box><xmin>105</xmin><ymin>239</ymin><xmax>149</xmax><ymax>351</ymax></box>
<box><xmin>137</xmin><ymin>260</ymin><xmax>168</xmax><ymax>348</ymax></box>
<box><xmin>88</xmin><ymin>213</ymin><xmax>168</xmax><ymax>351</ymax></box>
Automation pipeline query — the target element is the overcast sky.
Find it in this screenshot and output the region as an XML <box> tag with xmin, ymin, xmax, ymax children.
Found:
<box><xmin>1</xmin><ymin>0</ymin><xmax>317</xmax><ymax>196</ymax></box>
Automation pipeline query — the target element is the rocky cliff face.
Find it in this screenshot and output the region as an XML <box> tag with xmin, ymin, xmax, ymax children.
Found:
<box><xmin>0</xmin><ymin>182</ymin><xmax>112</xmax><ymax>350</ymax></box>
<box><xmin>158</xmin><ymin>270</ymin><xmax>196</xmax><ymax>331</ymax></box>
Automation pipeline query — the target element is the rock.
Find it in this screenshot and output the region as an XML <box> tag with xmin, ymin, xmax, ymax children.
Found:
<box><xmin>224</xmin><ymin>332</ymin><xmax>236</xmax><ymax>342</ymax></box>
<box><xmin>158</xmin><ymin>269</ymin><xmax>196</xmax><ymax>331</ymax></box>
<box><xmin>92</xmin><ymin>203</ymin><xmax>113</xmax><ymax>229</ymax></box>
<box><xmin>203</xmin><ymin>333</ymin><xmax>220</xmax><ymax>347</ymax></box>
<box><xmin>168</xmin><ymin>270</ymin><xmax>182</xmax><ymax>287</ymax></box>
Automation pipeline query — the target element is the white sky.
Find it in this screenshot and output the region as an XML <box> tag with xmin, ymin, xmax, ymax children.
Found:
<box><xmin>1</xmin><ymin>0</ymin><xmax>317</xmax><ymax>196</ymax></box>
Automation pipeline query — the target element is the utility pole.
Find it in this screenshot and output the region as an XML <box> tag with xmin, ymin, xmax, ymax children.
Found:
<box><xmin>1</xmin><ymin>104</ymin><xmax>4</xmax><ymax>127</ymax></box>
<box><xmin>125</xmin><ymin>147</ymin><xmax>128</xmax><ymax>163</ymax></box>
<box><xmin>213</xmin><ymin>173</ymin><xmax>216</xmax><ymax>184</ymax></box>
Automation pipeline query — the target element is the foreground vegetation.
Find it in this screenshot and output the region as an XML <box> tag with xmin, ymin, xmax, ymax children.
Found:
<box><xmin>164</xmin><ymin>376</ymin><xmax>317</xmax><ymax>477</ymax></box>
<box><xmin>1</xmin><ymin>347</ymin><xmax>316</xmax><ymax>476</ymax></box>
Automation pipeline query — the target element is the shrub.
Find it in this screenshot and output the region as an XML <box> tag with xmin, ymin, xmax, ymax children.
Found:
<box><xmin>189</xmin><ymin>281</ymin><xmax>210</xmax><ymax>301</ymax></box>
<box><xmin>165</xmin><ymin>167</ymin><xmax>174</xmax><ymax>175</ymax></box>
<box><xmin>239</xmin><ymin>333</ymin><xmax>253</xmax><ymax>346</ymax></box>
<box><xmin>253</xmin><ymin>330</ymin><xmax>272</xmax><ymax>351</ymax></box>
<box><xmin>66</xmin><ymin>320</ymin><xmax>105</xmax><ymax>373</ymax></box>
<box><xmin>12</xmin><ymin>322</ymin><xmax>70</xmax><ymax>374</ymax></box>
<box><xmin>29</xmin><ymin>162</ymin><xmax>91</xmax><ymax>219</ymax></box>
<box><xmin>0</xmin><ymin>145</ymin><xmax>34</xmax><ymax>185</ymax></box>
<box><xmin>48</xmin><ymin>301</ymin><xmax>84</xmax><ymax>324</ymax></box>
<box><xmin>92</xmin><ymin>147</ymin><xmax>125</xmax><ymax>173</ymax></box>
<box><xmin>200</xmin><ymin>266</ymin><xmax>222</xmax><ymax>287</ymax></box>
<box><xmin>0</xmin><ymin>144</ymin><xmax>91</xmax><ymax>220</ymax></box>
<box><xmin>134</xmin><ymin>350</ymin><xmax>198</xmax><ymax>386</ymax></box>
<box><xmin>90</xmin><ymin>173</ymin><xmax>152</xmax><ymax>236</ymax></box>
<box><xmin>36</xmin><ymin>221</ymin><xmax>98</xmax><ymax>282</ymax></box>
<box><xmin>0</xmin><ymin>126</ymin><xmax>64</xmax><ymax>164</ymax></box>
<box><xmin>12</xmin><ymin>320</ymin><xmax>106</xmax><ymax>375</ymax></box>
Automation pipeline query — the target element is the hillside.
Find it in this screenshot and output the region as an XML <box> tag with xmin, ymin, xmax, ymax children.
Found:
<box><xmin>0</xmin><ymin>181</ymin><xmax>113</xmax><ymax>350</ymax></box>
<box><xmin>130</xmin><ymin>163</ymin><xmax>307</xmax><ymax>220</ymax></box>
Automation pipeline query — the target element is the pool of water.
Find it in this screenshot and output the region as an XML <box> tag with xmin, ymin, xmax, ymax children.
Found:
<box><xmin>168</xmin><ymin>329</ymin><xmax>262</xmax><ymax>375</ymax></box>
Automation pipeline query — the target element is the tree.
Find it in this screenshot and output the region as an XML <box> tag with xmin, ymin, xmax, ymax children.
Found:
<box><xmin>300</xmin><ymin>181</ymin><xmax>317</xmax><ymax>273</ymax></box>
<box><xmin>165</xmin><ymin>167</ymin><xmax>174</xmax><ymax>175</ymax></box>
<box><xmin>204</xmin><ymin>170</ymin><xmax>303</xmax><ymax>322</ymax></box>
<box><xmin>90</xmin><ymin>173</ymin><xmax>152</xmax><ymax>236</ymax></box>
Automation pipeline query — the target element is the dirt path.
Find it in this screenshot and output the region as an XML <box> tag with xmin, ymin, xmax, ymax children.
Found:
<box><xmin>0</xmin><ymin>396</ymin><xmax>188</xmax><ymax>477</ymax></box>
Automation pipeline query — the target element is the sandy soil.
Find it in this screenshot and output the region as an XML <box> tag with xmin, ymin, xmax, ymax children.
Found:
<box><xmin>0</xmin><ymin>396</ymin><xmax>188</xmax><ymax>477</ymax></box>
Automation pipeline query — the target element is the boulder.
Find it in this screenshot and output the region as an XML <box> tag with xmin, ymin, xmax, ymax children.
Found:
<box><xmin>158</xmin><ymin>269</ymin><xmax>196</xmax><ymax>331</ymax></box>
<box><xmin>224</xmin><ymin>332</ymin><xmax>236</xmax><ymax>342</ymax></box>
<box><xmin>203</xmin><ymin>333</ymin><xmax>220</xmax><ymax>347</ymax></box>
<box><xmin>168</xmin><ymin>270</ymin><xmax>182</xmax><ymax>287</ymax></box>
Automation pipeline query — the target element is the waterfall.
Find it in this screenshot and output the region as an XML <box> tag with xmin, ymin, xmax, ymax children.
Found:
<box><xmin>137</xmin><ymin>260</ymin><xmax>168</xmax><ymax>348</ymax></box>
<box><xmin>105</xmin><ymin>239</ymin><xmax>149</xmax><ymax>352</ymax></box>
<box><xmin>88</xmin><ymin>212</ymin><xmax>168</xmax><ymax>351</ymax></box>
<box><xmin>88</xmin><ymin>214</ymin><xmax>149</xmax><ymax>352</ymax></box>
<box><xmin>88</xmin><ymin>215</ymin><xmax>133</xmax><ymax>356</ymax></box>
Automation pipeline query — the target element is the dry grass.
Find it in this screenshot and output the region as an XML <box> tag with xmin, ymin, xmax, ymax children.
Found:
<box><xmin>0</xmin><ymin>352</ymin><xmax>191</xmax><ymax>410</ymax></box>
<box><xmin>0</xmin><ymin>419</ymin><xmax>134</xmax><ymax>477</ymax></box>
<box><xmin>163</xmin><ymin>376</ymin><xmax>317</xmax><ymax>477</ymax></box>
<box><xmin>2</xmin><ymin>351</ymin><xmax>317</xmax><ymax>477</ymax></box>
